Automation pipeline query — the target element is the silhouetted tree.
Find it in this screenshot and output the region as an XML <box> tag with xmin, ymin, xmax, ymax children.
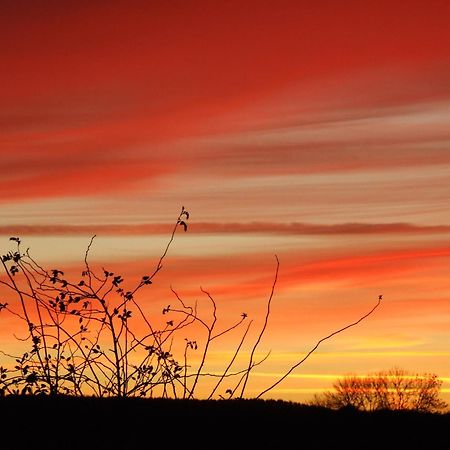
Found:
<box><xmin>313</xmin><ymin>368</ymin><xmax>447</xmax><ymax>412</ymax></box>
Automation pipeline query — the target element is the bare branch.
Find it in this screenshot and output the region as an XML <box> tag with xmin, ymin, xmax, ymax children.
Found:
<box><xmin>255</xmin><ymin>295</ymin><xmax>383</xmax><ymax>399</ymax></box>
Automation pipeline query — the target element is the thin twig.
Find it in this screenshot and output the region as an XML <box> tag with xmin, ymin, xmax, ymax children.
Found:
<box><xmin>208</xmin><ymin>319</ymin><xmax>253</xmax><ymax>399</ymax></box>
<box><xmin>239</xmin><ymin>255</ymin><xmax>279</xmax><ymax>398</ymax></box>
<box><xmin>188</xmin><ymin>287</ymin><xmax>217</xmax><ymax>398</ymax></box>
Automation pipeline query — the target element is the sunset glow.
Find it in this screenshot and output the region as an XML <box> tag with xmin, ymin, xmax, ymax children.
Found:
<box><xmin>1</xmin><ymin>0</ymin><xmax>450</xmax><ymax>402</ymax></box>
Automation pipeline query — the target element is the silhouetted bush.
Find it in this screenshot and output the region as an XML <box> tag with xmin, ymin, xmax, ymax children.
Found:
<box><xmin>0</xmin><ymin>208</ymin><xmax>381</xmax><ymax>401</ymax></box>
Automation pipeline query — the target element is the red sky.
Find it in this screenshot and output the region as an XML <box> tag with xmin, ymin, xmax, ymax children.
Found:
<box><xmin>1</xmin><ymin>0</ymin><xmax>450</xmax><ymax>401</ymax></box>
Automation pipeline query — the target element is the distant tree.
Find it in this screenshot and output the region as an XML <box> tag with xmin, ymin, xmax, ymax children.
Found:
<box><xmin>313</xmin><ymin>368</ymin><xmax>447</xmax><ymax>413</ymax></box>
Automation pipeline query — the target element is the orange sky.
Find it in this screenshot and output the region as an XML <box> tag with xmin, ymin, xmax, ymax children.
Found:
<box><xmin>1</xmin><ymin>0</ymin><xmax>450</xmax><ymax>402</ymax></box>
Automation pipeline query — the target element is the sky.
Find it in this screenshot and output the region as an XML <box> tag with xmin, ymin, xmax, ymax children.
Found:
<box><xmin>1</xmin><ymin>0</ymin><xmax>450</xmax><ymax>402</ymax></box>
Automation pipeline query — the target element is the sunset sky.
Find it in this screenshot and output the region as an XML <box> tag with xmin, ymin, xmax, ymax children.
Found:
<box><xmin>1</xmin><ymin>0</ymin><xmax>450</xmax><ymax>401</ymax></box>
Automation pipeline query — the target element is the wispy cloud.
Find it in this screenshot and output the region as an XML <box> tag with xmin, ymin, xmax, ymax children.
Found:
<box><xmin>1</xmin><ymin>1</ymin><xmax>449</xmax><ymax>205</ymax></box>
<box><xmin>186</xmin><ymin>100</ymin><xmax>450</xmax><ymax>176</ymax></box>
<box><xmin>2</xmin><ymin>221</ymin><xmax>450</xmax><ymax>236</ymax></box>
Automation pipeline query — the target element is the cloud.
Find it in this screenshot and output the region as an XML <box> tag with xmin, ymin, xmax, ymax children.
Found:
<box><xmin>281</xmin><ymin>246</ymin><xmax>450</xmax><ymax>286</ymax></box>
<box><xmin>192</xmin><ymin>222</ymin><xmax>450</xmax><ymax>236</ymax></box>
<box><xmin>186</xmin><ymin>99</ymin><xmax>450</xmax><ymax>177</ymax></box>
<box><xmin>0</xmin><ymin>159</ymin><xmax>175</xmax><ymax>202</ymax></box>
<box><xmin>2</xmin><ymin>221</ymin><xmax>450</xmax><ymax>236</ymax></box>
<box><xmin>1</xmin><ymin>1</ymin><xmax>449</xmax><ymax>201</ymax></box>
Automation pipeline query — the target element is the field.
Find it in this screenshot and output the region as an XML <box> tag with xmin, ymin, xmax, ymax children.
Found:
<box><xmin>1</xmin><ymin>397</ymin><xmax>449</xmax><ymax>450</ymax></box>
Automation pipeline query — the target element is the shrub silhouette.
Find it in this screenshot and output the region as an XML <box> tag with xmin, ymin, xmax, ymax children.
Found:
<box><xmin>312</xmin><ymin>368</ymin><xmax>447</xmax><ymax>412</ymax></box>
<box><xmin>0</xmin><ymin>208</ymin><xmax>382</xmax><ymax>399</ymax></box>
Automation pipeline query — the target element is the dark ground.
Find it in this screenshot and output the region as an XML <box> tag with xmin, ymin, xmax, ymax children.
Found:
<box><xmin>0</xmin><ymin>396</ymin><xmax>449</xmax><ymax>450</ymax></box>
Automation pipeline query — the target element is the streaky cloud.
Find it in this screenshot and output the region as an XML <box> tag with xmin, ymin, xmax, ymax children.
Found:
<box><xmin>2</xmin><ymin>221</ymin><xmax>450</xmax><ymax>236</ymax></box>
